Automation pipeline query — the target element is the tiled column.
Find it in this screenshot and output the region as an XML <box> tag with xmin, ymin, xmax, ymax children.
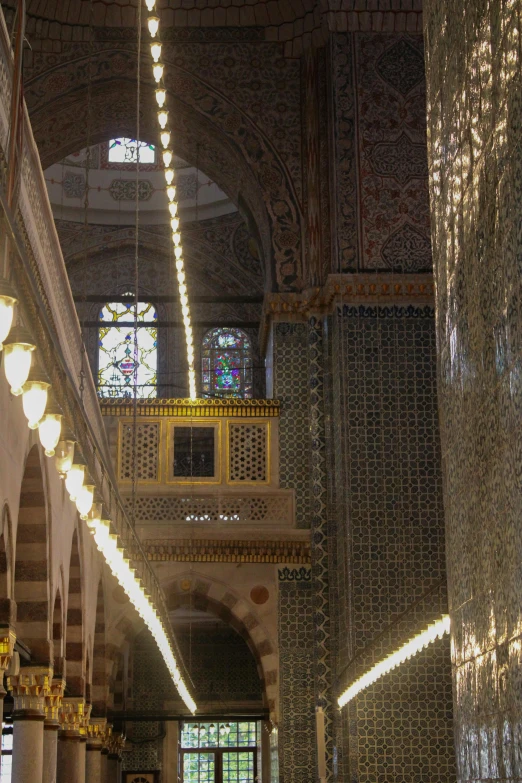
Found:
<box><xmin>85</xmin><ymin>718</ymin><xmax>106</xmax><ymax>783</ymax></box>
<box><xmin>308</xmin><ymin>316</ymin><xmax>333</xmax><ymax>782</ymax></box>
<box><xmin>43</xmin><ymin>678</ymin><xmax>66</xmax><ymax>783</ymax></box>
<box><xmin>57</xmin><ymin>697</ymin><xmax>86</xmax><ymax>783</ymax></box>
<box><xmin>423</xmin><ymin>0</ymin><xmax>522</xmax><ymax>780</ymax></box>
<box><xmin>8</xmin><ymin>667</ymin><xmax>51</xmax><ymax>783</ymax></box>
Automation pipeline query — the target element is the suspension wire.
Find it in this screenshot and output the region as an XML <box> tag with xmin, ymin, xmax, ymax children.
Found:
<box><xmin>79</xmin><ymin>0</ymin><xmax>95</xmax><ymax>405</ymax></box>
<box><xmin>131</xmin><ymin>1</ymin><xmax>143</xmax><ymax>529</ymax></box>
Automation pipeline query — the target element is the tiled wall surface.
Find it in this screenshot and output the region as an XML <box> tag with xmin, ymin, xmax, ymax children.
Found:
<box><xmin>273</xmin><ymin>323</ymin><xmax>311</xmax><ymax>528</ymax></box>
<box><xmin>329</xmin><ymin>306</ymin><xmax>455</xmax><ymax>781</ymax></box>
<box><xmin>278</xmin><ymin>568</ymin><xmax>316</xmax><ymax>783</ymax></box>
<box><xmin>424</xmin><ymin>0</ymin><xmax>522</xmax><ymax>779</ymax></box>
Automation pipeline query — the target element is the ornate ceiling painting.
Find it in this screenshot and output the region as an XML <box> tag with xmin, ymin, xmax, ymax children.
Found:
<box><xmin>22</xmin><ymin>35</ymin><xmax>305</xmax><ymax>291</ymax></box>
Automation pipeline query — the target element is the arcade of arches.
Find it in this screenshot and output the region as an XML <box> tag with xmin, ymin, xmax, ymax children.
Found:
<box><xmin>0</xmin><ymin>1</ymin><xmax>520</xmax><ymax>782</ymax></box>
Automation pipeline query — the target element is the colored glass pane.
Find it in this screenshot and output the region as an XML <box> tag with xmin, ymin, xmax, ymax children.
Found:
<box><xmin>98</xmin><ymin>300</ymin><xmax>157</xmax><ymax>399</ymax></box>
<box><xmin>201</xmin><ymin>328</ymin><xmax>252</xmax><ymax>399</ymax></box>
<box><xmin>108</xmin><ymin>138</ymin><xmax>155</xmax><ymax>164</ymax></box>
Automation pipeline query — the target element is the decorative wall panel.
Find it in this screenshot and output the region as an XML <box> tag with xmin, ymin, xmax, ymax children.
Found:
<box><xmin>272</xmin><ymin>323</ymin><xmax>310</xmax><ymax>529</ymax></box>
<box><xmin>424</xmin><ymin>0</ymin><xmax>522</xmax><ymax>779</ymax></box>
<box><xmin>354</xmin><ymin>34</ymin><xmax>431</xmax><ymax>273</ymax></box>
<box><xmin>129</xmin><ymin>493</ymin><xmax>292</xmax><ymax>527</ymax></box>
<box><xmin>330</xmin><ymin>305</ymin><xmax>455</xmax><ymax>781</ymax></box>
<box><xmin>119</xmin><ymin>422</ymin><xmax>160</xmax><ymax>482</ymax></box>
<box><xmin>228</xmin><ymin>423</ymin><xmax>267</xmax><ymax>483</ymax></box>
<box><xmin>278</xmin><ymin>568</ymin><xmax>316</xmax><ymax>783</ymax></box>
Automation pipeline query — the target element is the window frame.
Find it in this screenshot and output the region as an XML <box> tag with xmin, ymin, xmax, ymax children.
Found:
<box><xmin>97</xmin><ymin>298</ymin><xmax>158</xmax><ymax>400</ymax></box>
<box><xmin>201</xmin><ymin>328</ymin><xmax>253</xmax><ymax>400</ymax></box>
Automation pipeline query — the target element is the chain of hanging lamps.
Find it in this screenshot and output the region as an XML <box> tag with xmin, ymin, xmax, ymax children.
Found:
<box><xmin>0</xmin><ymin>297</ymin><xmax>196</xmax><ymax>713</ymax></box>
<box><xmin>0</xmin><ymin>6</ymin><xmax>197</xmax><ymax>714</ymax></box>
<box><xmin>145</xmin><ymin>0</ymin><xmax>196</xmax><ymax>399</ymax></box>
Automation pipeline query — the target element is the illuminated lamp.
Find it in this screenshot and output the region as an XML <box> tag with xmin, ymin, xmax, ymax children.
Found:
<box><xmin>22</xmin><ymin>366</ymin><xmax>50</xmax><ymax>430</ymax></box>
<box><xmin>3</xmin><ymin>326</ymin><xmax>35</xmax><ymax>396</ymax></box>
<box><xmin>0</xmin><ymin>279</ymin><xmax>17</xmax><ymax>350</ymax></box>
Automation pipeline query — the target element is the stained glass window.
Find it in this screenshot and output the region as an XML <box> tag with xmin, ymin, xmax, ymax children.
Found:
<box><xmin>108</xmin><ymin>138</ymin><xmax>155</xmax><ymax>165</ymax></box>
<box><xmin>202</xmin><ymin>328</ymin><xmax>252</xmax><ymax>399</ymax></box>
<box><xmin>98</xmin><ymin>299</ymin><xmax>157</xmax><ymax>399</ymax></box>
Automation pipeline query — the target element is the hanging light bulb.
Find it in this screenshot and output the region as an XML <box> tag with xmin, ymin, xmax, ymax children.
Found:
<box><xmin>209</xmin><ymin>724</ymin><xmax>215</xmax><ymax>735</ymax></box>
<box><xmin>167</xmin><ymin>186</ymin><xmax>176</xmax><ymax>201</ymax></box>
<box><xmin>37</xmin><ymin>389</ymin><xmax>62</xmax><ymax>456</ymax></box>
<box><xmin>145</xmin><ymin>0</ymin><xmax>156</xmax><ymax>10</ymax></box>
<box><xmin>169</xmin><ymin>202</ymin><xmax>178</xmax><ymax>218</ymax></box>
<box><xmin>160</xmin><ymin>131</ymin><xmax>171</xmax><ymax>148</ymax></box>
<box><xmin>200</xmin><ymin>725</ymin><xmax>206</xmax><ymax>736</ymax></box>
<box><xmin>3</xmin><ymin>326</ymin><xmax>36</xmax><ymax>396</ymax></box>
<box><xmin>170</xmin><ymin>218</ymin><xmax>180</xmax><ymax>231</ymax></box>
<box><xmin>165</xmin><ymin>168</ymin><xmax>174</xmax><ymax>185</ymax></box>
<box><xmin>153</xmin><ymin>63</ymin><xmax>164</xmax><ymax>83</ymax></box>
<box><xmin>39</xmin><ymin>413</ymin><xmax>62</xmax><ymax>457</ymax></box>
<box><xmin>157</xmin><ymin>110</ymin><xmax>168</xmax><ymax>129</ymax></box>
<box><xmin>22</xmin><ymin>366</ymin><xmax>50</xmax><ymax>430</ymax></box>
<box><xmin>219</xmin><ymin>725</ymin><xmax>226</xmax><ymax>737</ymax></box>
<box><xmin>85</xmin><ymin>502</ymin><xmax>102</xmax><ymax>531</ymax></box>
<box><xmin>180</xmin><ymin>294</ymin><xmax>188</xmax><ymax>308</ymax></box>
<box><xmin>225</xmin><ymin>724</ymin><xmax>231</xmax><ymax>735</ymax></box>
<box><xmin>163</xmin><ymin>149</ymin><xmax>173</xmax><ymax>167</ymax></box>
<box><xmin>147</xmin><ymin>16</ymin><xmax>160</xmax><ymax>37</ymax></box>
<box><xmin>0</xmin><ymin>279</ymin><xmax>17</xmax><ymax>350</ymax></box>
<box><xmin>151</xmin><ymin>42</ymin><xmax>162</xmax><ymax>62</ymax></box>
<box><xmin>155</xmin><ymin>88</ymin><xmax>167</xmax><ymax>108</ymax></box>
<box><xmin>65</xmin><ymin>463</ymin><xmax>85</xmax><ymax>502</ymax></box>
<box><xmin>175</xmin><ymin>246</ymin><xmax>183</xmax><ymax>259</ymax></box>
<box><xmin>172</xmin><ymin>232</ymin><xmax>181</xmax><ymax>246</ymax></box>
<box><xmin>175</xmin><ymin>259</ymin><xmax>184</xmax><ymax>272</ymax></box>
<box><xmin>192</xmin><ymin>725</ymin><xmax>199</xmax><ymax>735</ymax></box>
<box><xmin>76</xmin><ymin>483</ymin><xmax>94</xmax><ymax>520</ymax></box>
<box><xmin>177</xmin><ymin>270</ymin><xmax>185</xmax><ymax>285</ymax></box>
<box><xmin>55</xmin><ymin>430</ymin><xmax>76</xmax><ymax>477</ymax></box>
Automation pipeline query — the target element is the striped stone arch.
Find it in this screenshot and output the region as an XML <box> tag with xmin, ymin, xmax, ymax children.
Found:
<box><xmin>92</xmin><ymin>579</ymin><xmax>111</xmax><ymax>716</ymax></box>
<box><xmin>52</xmin><ymin>586</ymin><xmax>65</xmax><ymax>676</ymax></box>
<box><xmin>14</xmin><ymin>444</ymin><xmax>51</xmax><ymax>664</ymax></box>
<box><xmin>0</xmin><ymin>504</ymin><xmax>14</xmax><ymax>625</ymax></box>
<box><xmin>65</xmin><ymin>529</ymin><xmax>85</xmax><ymax>696</ymax></box>
<box><xmin>165</xmin><ymin>574</ymin><xmax>278</xmax><ymax>720</ymax></box>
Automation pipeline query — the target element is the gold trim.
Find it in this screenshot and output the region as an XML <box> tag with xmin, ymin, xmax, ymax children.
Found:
<box><xmin>143</xmin><ymin>538</ymin><xmax>311</xmax><ymax>563</ymax></box>
<box><xmin>226</xmin><ymin>420</ymin><xmax>271</xmax><ymax>486</ymax></box>
<box><xmin>100</xmin><ymin>398</ymin><xmax>280</xmax><ymax>418</ymax></box>
<box><xmin>167</xmin><ymin>420</ymin><xmax>221</xmax><ymax>485</ymax></box>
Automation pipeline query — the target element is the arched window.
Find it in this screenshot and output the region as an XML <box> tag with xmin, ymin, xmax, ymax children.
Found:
<box><xmin>202</xmin><ymin>328</ymin><xmax>253</xmax><ymax>399</ymax></box>
<box><xmin>98</xmin><ymin>298</ymin><xmax>157</xmax><ymax>398</ymax></box>
<box><xmin>108</xmin><ymin>138</ymin><xmax>155</xmax><ymax>165</ymax></box>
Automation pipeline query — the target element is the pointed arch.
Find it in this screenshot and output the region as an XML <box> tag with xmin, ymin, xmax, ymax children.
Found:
<box><xmin>14</xmin><ymin>445</ymin><xmax>51</xmax><ymax>663</ymax></box>
<box><xmin>92</xmin><ymin>579</ymin><xmax>110</xmax><ymax>716</ymax></box>
<box><xmin>65</xmin><ymin>529</ymin><xmax>84</xmax><ymax>695</ymax></box>
<box><xmin>52</xmin><ymin>588</ymin><xmax>64</xmax><ymax>676</ymax></box>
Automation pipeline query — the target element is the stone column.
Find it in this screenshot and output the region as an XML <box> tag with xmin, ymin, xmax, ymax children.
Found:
<box><xmin>106</xmin><ymin>731</ymin><xmax>125</xmax><ymax>783</ymax></box>
<box><xmin>85</xmin><ymin>718</ymin><xmax>106</xmax><ymax>783</ymax></box>
<box><xmin>43</xmin><ymin>678</ymin><xmax>66</xmax><ymax>783</ymax></box>
<box><xmin>8</xmin><ymin>666</ymin><xmax>51</xmax><ymax>783</ymax></box>
<box><xmin>0</xmin><ymin>629</ymin><xmax>15</xmax><ymax>779</ymax></box>
<box><xmin>0</xmin><ymin>630</ymin><xmax>15</xmax><ymax>730</ymax></box>
<box><xmin>57</xmin><ymin>697</ymin><xmax>86</xmax><ymax>783</ymax></box>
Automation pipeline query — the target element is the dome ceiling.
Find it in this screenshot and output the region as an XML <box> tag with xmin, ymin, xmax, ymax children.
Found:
<box><xmin>45</xmin><ymin>140</ymin><xmax>235</xmax><ymax>225</ymax></box>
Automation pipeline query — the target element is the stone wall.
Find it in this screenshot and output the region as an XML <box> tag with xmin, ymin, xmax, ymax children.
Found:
<box><xmin>424</xmin><ymin>0</ymin><xmax>522</xmax><ymax>780</ymax></box>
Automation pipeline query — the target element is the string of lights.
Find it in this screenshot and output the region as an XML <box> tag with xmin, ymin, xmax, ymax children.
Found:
<box><xmin>337</xmin><ymin>615</ymin><xmax>450</xmax><ymax>708</ymax></box>
<box><xmin>145</xmin><ymin>0</ymin><xmax>196</xmax><ymax>399</ymax></box>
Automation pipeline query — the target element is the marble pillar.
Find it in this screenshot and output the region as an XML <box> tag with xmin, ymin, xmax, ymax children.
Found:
<box><xmin>100</xmin><ymin>749</ymin><xmax>108</xmax><ymax>783</ymax></box>
<box><xmin>85</xmin><ymin>719</ymin><xmax>106</xmax><ymax>783</ymax></box>
<box><xmin>57</xmin><ymin>734</ymin><xmax>83</xmax><ymax>783</ymax></box>
<box><xmin>8</xmin><ymin>667</ymin><xmax>51</xmax><ymax>783</ymax></box>
<box><xmin>57</xmin><ymin>697</ymin><xmax>86</xmax><ymax>783</ymax></box>
<box><xmin>105</xmin><ymin>754</ymin><xmax>118</xmax><ymax>783</ymax></box>
<box><xmin>43</xmin><ymin>678</ymin><xmax>66</xmax><ymax>783</ymax></box>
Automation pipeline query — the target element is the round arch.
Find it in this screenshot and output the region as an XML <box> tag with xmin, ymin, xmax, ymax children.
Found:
<box><xmin>25</xmin><ymin>51</ymin><xmax>303</xmax><ymax>291</ymax></box>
